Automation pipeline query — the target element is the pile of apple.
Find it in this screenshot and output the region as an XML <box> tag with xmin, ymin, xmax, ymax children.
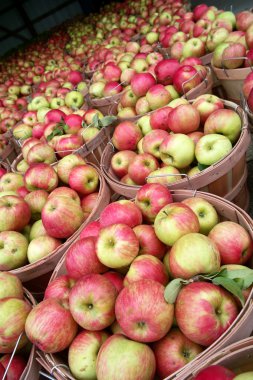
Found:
<box><xmin>0</xmin><ymin>154</ymin><xmax>100</xmax><ymax>270</ymax></box>
<box><xmin>192</xmin><ymin>364</ymin><xmax>253</xmax><ymax>380</ymax></box>
<box><xmin>22</xmin><ymin>182</ymin><xmax>253</xmax><ymax>379</ymax></box>
<box><xmin>243</xmin><ymin>71</ymin><xmax>253</xmax><ymax>115</ymax></box>
<box><xmin>114</xmin><ymin>57</ymin><xmax>208</xmax><ymax>118</ymax></box>
<box><xmin>0</xmin><ymin>272</ymin><xmax>34</xmax><ymax>379</ymax></box>
<box><xmin>109</xmin><ymin>94</ymin><xmax>242</xmax><ymax>186</ymax></box>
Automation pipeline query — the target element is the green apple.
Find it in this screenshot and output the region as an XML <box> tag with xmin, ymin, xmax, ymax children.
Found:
<box><xmin>206</xmin><ymin>28</ymin><xmax>229</xmax><ymax>52</ymax></box>
<box><xmin>204</xmin><ymin>108</ymin><xmax>241</xmax><ymax>143</ymax></box>
<box><xmin>30</xmin><ymin>220</ymin><xmax>49</xmax><ymax>241</ymax></box>
<box><xmin>89</xmin><ymin>82</ymin><xmax>105</xmax><ymax>98</ymax></box>
<box><xmin>81</xmin><ymin>127</ymin><xmax>100</xmax><ymax>143</ymax></box>
<box><xmin>27</xmin><ymin>236</ymin><xmax>61</xmax><ymax>263</ymax></box>
<box><xmin>37</xmin><ymin>107</ymin><xmax>51</xmax><ymax>122</ymax></box>
<box><xmin>195</xmin><ymin>134</ymin><xmax>233</xmax><ymax>166</ymax></box>
<box><xmin>65</xmin><ymin>90</ymin><xmax>84</xmax><ymax>109</ymax></box>
<box><xmin>137</xmin><ymin>115</ymin><xmax>152</xmax><ymax>136</ymax></box>
<box><xmin>16</xmin><ymin>159</ymin><xmax>29</xmax><ymax>173</ymax></box>
<box><xmin>211</xmin><ymin>42</ymin><xmax>230</xmax><ymax>68</ymax></box>
<box><xmin>160</xmin><ymin>134</ymin><xmax>195</xmax><ymax>169</ymax></box>
<box><xmin>165</xmin><ymin>85</ymin><xmax>180</xmax><ymax>100</ymax></box>
<box><xmin>234</xmin><ymin>372</ymin><xmax>253</xmax><ymax>380</ymax></box>
<box><xmin>169</xmin><ymin>98</ymin><xmax>189</xmax><ymax>108</ymax></box>
<box><xmin>217</xmin><ymin>11</ymin><xmax>236</xmax><ymax>29</ymax></box>
<box><xmin>50</xmin><ymin>97</ymin><xmax>65</xmax><ymax>109</ymax></box>
<box><xmin>147</xmin><ymin>166</ymin><xmax>181</xmax><ymax>185</ymax></box>
<box><xmin>30</xmin><ymin>96</ymin><xmax>49</xmax><ymax>111</ymax></box>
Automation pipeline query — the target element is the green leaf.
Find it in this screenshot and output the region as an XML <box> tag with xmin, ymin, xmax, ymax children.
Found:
<box><xmin>198</xmin><ymin>269</ymin><xmax>227</xmax><ymax>280</ymax></box>
<box><xmin>46</xmin><ymin>128</ymin><xmax>64</xmax><ymax>141</ymax></box>
<box><xmin>81</xmin><ymin>121</ymin><xmax>87</xmax><ymax>128</ymax></box>
<box><xmin>198</xmin><ymin>163</ymin><xmax>210</xmax><ymax>171</ymax></box>
<box><xmin>220</xmin><ymin>269</ymin><xmax>253</xmax><ymax>290</ymax></box>
<box><xmin>100</xmin><ymin>115</ymin><xmax>117</xmax><ymax>127</ymax></box>
<box><xmin>242</xmin><ymin>273</ymin><xmax>253</xmax><ymax>289</ymax></box>
<box><xmin>62</xmin><ymin>124</ymin><xmax>69</xmax><ymax>132</ymax></box>
<box><xmin>92</xmin><ymin>113</ymin><xmax>100</xmax><ymax>128</ymax></box>
<box><xmin>212</xmin><ymin>276</ymin><xmax>245</xmax><ymax>307</ymax></box>
<box><xmin>164</xmin><ymin>278</ymin><xmax>189</xmax><ymax>304</ymax></box>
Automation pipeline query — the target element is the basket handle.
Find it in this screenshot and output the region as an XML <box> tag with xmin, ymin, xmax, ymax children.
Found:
<box><xmin>221</xmin><ymin>56</ymin><xmax>253</xmax><ymax>78</ymax></box>
<box><xmin>146</xmin><ymin>172</ymin><xmax>196</xmax><ymax>193</ymax></box>
<box><xmin>2</xmin><ymin>333</ymin><xmax>23</xmax><ymax>380</ymax></box>
<box><xmin>182</xmin><ymin>68</ymin><xmax>208</xmax><ymax>99</ymax></box>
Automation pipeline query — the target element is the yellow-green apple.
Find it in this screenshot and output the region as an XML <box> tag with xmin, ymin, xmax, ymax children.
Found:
<box><xmin>25</xmin><ymin>298</ymin><xmax>78</xmax><ymax>353</ymax></box>
<box><xmin>220</xmin><ymin>264</ymin><xmax>253</xmax><ymax>303</ymax></box>
<box><xmin>115</xmin><ymin>279</ymin><xmax>174</xmax><ymax>342</ymax></box>
<box><xmin>121</xmin><ymin>174</ymin><xmax>138</xmax><ymax>185</ymax></box>
<box><xmin>165</xmin><ymin>85</ymin><xmax>180</xmax><ymax>101</ymax></box>
<box><xmin>65</xmin><ymin>90</ymin><xmax>84</xmax><ymax>108</ymax></box>
<box><xmin>121</xmin><ymin>89</ymin><xmax>138</xmax><ymax>108</ymax></box>
<box><xmin>133</xmin><ymin>224</ymin><xmax>166</xmax><ymax>259</ymax></box>
<box><xmin>13</xmin><ymin>124</ymin><xmax>33</xmax><ymax>141</ymax></box>
<box><xmin>175</xmin><ymin>282</ymin><xmax>238</xmax><ymax>346</ymax></box>
<box><xmin>170</xmin><ymin>41</ymin><xmax>185</xmax><ymax>61</ymax></box>
<box><xmin>195</xmin><ymin>134</ymin><xmax>232</xmax><ymax>166</ymax></box>
<box><xmin>0</xmin><ymin>195</ymin><xmax>31</xmax><ymax>232</ymax></box>
<box><xmin>236</xmin><ymin>11</ymin><xmax>253</xmax><ymax>32</ymax></box>
<box><xmin>44</xmin><ymin>275</ymin><xmax>76</xmax><ymax>309</ymax></box>
<box><xmin>24</xmin><ymin>163</ymin><xmax>58</xmax><ymax>192</ymax></box>
<box><xmin>147</xmin><ymin>166</ymin><xmax>182</xmax><ymax>185</ymax></box>
<box><xmin>149</xmin><ymin>107</ymin><xmax>172</xmax><ymax>131</ymax></box>
<box><xmin>27</xmin><ymin>235</ymin><xmax>61</xmax><ymax>263</ymax></box>
<box><xmin>57</xmin><ymin>154</ymin><xmax>86</xmax><ymax>184</ymax></box>
<box><xmin>135</xmin><ymin>96</ymin><xmax>151</xmax><ymax>114</ymax></box>
<box><xmin>201</xmin><ymin>9</ymin><xmax>216</xmax><ymax>22</ymax></box>
<box><xmin>54</xmin><ymin>134</ymin><xmax>83</xmax><ymax>158</ymax></box>
<box><xmin>154</xmin><ymin>59</ymin><xmax>181</xmax><ymax>85</ymax></box>
<box><xmin>135</xmin><ymin>183</ymin><xmax>173</xmax><ymax>223</ymax></box>
<box><xmin>211</xmin><ymin>42</ymin><xmax>231</xmax><ymax>68</ymax></box>
<box><xmin>169</xmin><ymin>98</ymin><xmax>189</xmax><ymax>108</ymax></box>
<box><xmin>192</xmin><ymin>94</ymin><xmax>224</xmax><ymax>124</ymax></box>
<box><xmin>81</xmin><ymin>192</ymin><xmax>98</xmax><ymax>218</ymax></box>
<box><xmin>173</xmin><ymin>65</ymin><xmax>202</xmax><ymax>95</ymax></box>
<box><xmin>146</xmin><ymin>84</ymin><xmax>171</xmax><ymax>110</ymax></box>
<box><xmin>212</xmin><ymin>18</ymin><xmax>233</xmax><ymax>32</ymax></box>
<box><xmin>16</xmin><ymin>160</ymin><xmax>29</xmax><ymax>174</ymax></box>
<box><xmin>153</xmin><ymin>328</ymin><xmax>203</xmax><ymax>378</ymax></box>
<box><xmin>96</xmin><ymin>223</ymin><xmax>139</xmax><ymax>268</ymax></box>
<box><xmin>146</xmin><ymin>52</ymin><xmax>163</xmax><ymax>66</ymax></box>
<box><xmin>118</xmin><ymin>107</ymin><xmax>137</xmax><ymax>118</ymax></box>
<box><xmin>222</xmin><ymin>43</ymin><xmax>246</xmax><ymax>69</ymax></box>
<box><xmin>22</xmin><ymin>137</ymin><xmax>41</xmax><ymax>161</ymax></box>
<box><xmin>169</xmin><ymin>233</ymin><xmax>220</xmax><ymax>279</ymax></box>
<box><xmin>22</xmin><ymin>111</ymin><xmax>37</xmax><ymax>126</ymax></box>
<box><xmin>103</xmin><ymin>271</ymin><xmax>124</xmax><ymax>293</ymax></box>
<box><xmin>130</xmin><ymin>58</ymin><xmax>149</xmax><ymax>73</ymax></box>
<box><xmin>124</xmin><ymin>254</ymin><xmax>169</xmax><ymax>286</ymax></box>
<box><xmin>99</xmin><ymin>200</ymin><xmax>142</xmax><ymax>228</ymax></box>
<box><xmin>0</xmin><ymin>354</ymin><xmax>27</xmax><ymax>380</ymax></box>
<box><xmin>42</xmin><ymin>196</ymin><xmax>84</xmax><ymax>239</ymax></box>
<box><xmin>68</xmin><ymin>330</ymin><xmax>110</xmax><ymax>380</ymax></box>
<box><xmin>48</xmin><ymin>187</ymin><xmax>80</xmax><ymax>205</ymax></box>
<box><xmin>24</xmin><ymin>190</ymin><xmax>49</xmax><ymax>221</ymax></box>
<box><xmin>217</xmin><ymin>11</ymin><xmax>236</xmax><ymax>29</ymax></box>
<box><xmin>234</xmin><ymin>372</ymin><xmax>253</xmax><ymax>379</ymax></box>
<box><xmin>182</xmin><ymin>197</ymin><xmax>219</xmax><ymax>235</ymax></box>
<box><xmin>128</xmin><ymin>153</ymin><xmax>159</xmax><ymax>185</ymax></box>
<box><xmin>96</xmin><ymin>334</ymin><xmax>156</xmax><ymax>380</ymax></box>
<box><xmin>111</xmin><ymin>150</ymin><xmax>137</xmax><ymax>178</ymax></box>
<box><xmin>66</xmin><ymin>237</ymin><xmax>107</xmax><ymax>279</ymax></box>
<box><xmin>30</xmin><ymin>96</ymin><xmax>49</xmax><ymax>111</ymax></box>
<box><xmin>69</xmin><ymin>274</ymin><xmax>117</xmax><ymax>330</ymax></box>
<box><xmin>29</xmin><ymin>219</ymin><xmax>47</xmax><ymax>240</ymax></box>
<box><xmin>208</xmin><ymin>221</ymin><xmax>253</xmax><ymax>265</ymax></box>
<box><xmin>89</xmin><ymin>82</ymin><xmax>105</xmax><ymax>99</ymax></box>
<box><xmin>112</xmin><ymin>121</ymin><xmax>143</xmax><ymax>151</ymax></box>
<box><xmin>168</xmin><ymin>104</ymin><xmax>200</xmax><ymax>134</ymax></box>
<box><xmin>68</xmin><ymin>164</ymin><xmax>99</xmax><ymax>196</ymax></box>
<box><xmin>154</xmin><ymin>202</ymin><xmax>200</xmax><ymax>246</ymax></box>
<box><xmin>83</xmin><ymin>109</ymin><xmax>103</xmax><ymax>125</ymax></box>
<box><xmin>193</xmin><ymin>365</ymin><xmax>236</xmax><ymax>379</ymax></box>
<box><xmin>182</xmin><ymin>38</ymin><xmax>205</xmax><ymax>58</ymax></box>
<box><xmin>81</xmin><ymin>126</ymin><xmax>100</xmax><ymax>142</ymax></box>
<box><xmin>0</xmin><ymin>231</ymin><xmax>28</xmax><ymax>270</ymax></box>
<box><xmin>0</xmin><ymin>272</ymin><xmax>23</xmax><ymax>300</ymax></box>
<box><xmin>206</xmin><ymin>28</ymin><xmax>229</xmax><ymax>52</ymax></box>
<box><xmin>160</xmin><ymin>133</ymin><xmax>195</xmax><ymax>169</ymax></box>
<box><xmin>246</xmin><ymin>24</ymin><xmax>253</xmax><ymax>49</ymax></box>
<box><xmin>0</xmin><ymin>173</ymin><xmax>24</xmax><ymax>192</ymax></box>
<box><xmin>0</xmin><ymin>297</ymin><xmax>31</xmax><ymax>353</ymax></box>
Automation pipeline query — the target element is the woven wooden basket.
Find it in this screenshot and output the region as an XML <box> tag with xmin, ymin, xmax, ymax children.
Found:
<box><xmin>88</xmin><ymin>89</ymin><xmax>125</xmax><ymax>116</ymax></box>
<box><xmin>9</xmin><ymin>163</ymin><xmax>110</xmax><ymax>286</ymax></box>
<box><xmin>101</xmin><ymin>99</ymin><xmax>250</xmax><ymax>210</ymax></box>
<box><xmin>0</xmin><ymin>140</ymin><xmax>19</xmax><ymax>166</ymax></box>
<box><xmin>36</xmin><ymin>190</ymin><xmax>253</xmax><ymax>380</ymax></box>
<box><xmin>109</xmin><ymin>67</ymin><xmax>213</xmax><ymax>123</ymax></box>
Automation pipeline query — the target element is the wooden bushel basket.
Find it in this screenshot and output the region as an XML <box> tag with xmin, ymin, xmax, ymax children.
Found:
<box><xmin>109</xmin><ymin>67</ymin><xmax>213</xmax><ymax>123</ymax></box>
<box><xmin>9</xmin><ymin>164</ymin><xmax>111</xmax><ymax>286</ymax></box>
<box><xmin>184</xmin><ymin>337</ymin><xmax>253</xmax><ymax>380</ymax></box>
<box><xmin>88</xmin><ymin>86</ymin><xmax>125</xmax><ymax>116</ymax></box>
<box><xmin>101</xmin><ymin>99</ymin><xmax>251</xmax><ymax>210</ymax></box>
<box><xmin>36</xmin><ymin>190</ymin><xmax>253</xmax><ymax>380</ymax></box>
<box><xmin>212</xmin><ymin>58</ymin><xmax>253</xmax><ymax>104</ymax></box>
<box><xmin>241</xmin><ymin>91</ymin><xmax>253</xmax><ymax>132</ymax></box>
<box><xmin>0</xmin><ymin>138</ymin><xmax>18</xmax><ymax>166</ymax></box>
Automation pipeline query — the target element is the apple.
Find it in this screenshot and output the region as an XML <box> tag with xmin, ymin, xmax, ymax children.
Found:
<box><xmin>24</xmin><ymin>163</ymin><xmax>58</xmax><ymax>192</ymax></box>
<box><xmin>193</xmin><ymin>365</ymin><xmax>235</xmax><ymax>380</ymax></box>
<box><xmin>89</xmin><ymin>82</ymin><xmax>105</xmax><ymax>98</ymax></box>
<box><xmin>147</xmin><ymin>166</ymin><xmax>182</xmax><ymax>186</ymax></box>
<box><xmin>146</xmin><ymin>84</ymin><xmax>170</xmax><ymax>110</ymax></box>
<box><xmin>81</xmin><ymin>192</ymin><xmax>98</xmax><ymax>218</ymax></box>
<box><xmin>222</xmin><ymin>43</ymin><xmax>246</xmax><ymax>69</ymax></box>
<box><xmin>99</xmin><ymin>200</ymin><xmax>142</xmax><ymax>228</ymax></box>
<box><xmin>66</xmin><ymin>237</ymin><xmax>107</xmax><ymax>279</ymax></box>
<box><xmin>68</xmin><ymin>164</ymin><xmax>99</xmax><ymax>196</ymax></box>
<box><xmin>168</xmin><ymin>104</ymin><xmax>200</xmax><ymax>134</ymax></box>
<box><xmin>79</xmin><ymin>221</ymin><xmax>101</xmax><ymax>239</ymax></box>
<box><xmin>44</xmin><ymin>275</ymin><xmax>76</xmax><ymax>309</ymax></box>
<box><xmin>195</xmin><ymin>134</ymin><xmax>233</xmax><ymax>166</ymax></box>
<box><xmin>111</xmin><ymin>150</ymin><xmax>137</xmax><ymax>178</ymax></box>
<box><xmin>25</xmin><ymin>298</ymin><xmax>78</xmax><ymax>353</ymax></box>
<box><xmin>65</xmin><ymin>90</ymin><xmax>84</xmax><ymax>108</ymax></box>
<box><xmin>182</xmin><ymin>197</ymin><xmax>219</xmax><ymax>235</ymax></box>
<box><xmin>204</xmin><ymin>108</ymin><xmax>241</xmax><ymax>143</ymax></box>
<box><xmin>103</xmin><ymin>271</ymin><xmax>124</xmax><ymax>293</ymax></box>
<box><xmin>128</xmin><ymin>153</ymin><xmax>159</xmax><ymax>185</ymax></box>
<box><xmin>0</xmin><ymin>195</ymin><xmax>31</xmax><ymax>232</ymax></box>
<box><xmin>236</xmin><ymin>11</ymin><xmax>253</xmax><ymax>31</ymax></box>
<box><xmin>103</xmin><ymin>81</ymin><xmax>123</xmax><ymax>97</ymax></box>
<box><xmin>121</xmin><ymin>89</ymin><xmax>138</xmax><ymax>108</ymax></box>
<box><xmin>30</xmin><ymin>96</ymin><xmax>49</xmax><ymax>111</ymax></box>
<box><xmin>48</xmin><ymin>187</ymin><xmax>80</xmax><ymax>205</ymax></box>
<box><xmin>29</xmin><ymin>219</ymin><xmax>48</xmax><ymax>240</ymax></box>
<box><xmin>24</xmin><ymin>190</ymin><xmax>49</xmax><ymax>221</ymax></box>
<box><xmin>57</xmin><ymin>154</ymin><xmax>86</xmax><ymax>184</ymax></box>
<box><xmin>22</xmin><ymin>137</ymin><xmax>41</xmax><ymax>161</ymax></box>
<box><xmin>142</xmin><ymin>129</ymin><xmax>169</xmax><ymax>159</ymax></box>
<box><xmin>160</xmin><ymin>133</ymin><xmax>195</xmax><ymax>169</ymax></box>
<box><xmin>0</xmin><ymin>354</ymin><xmax>27</xmax><ymax>380</ymax></box>
<box><xmin>154</xmin><ymin>59</ymin><xmax>181</xmax><ymax>85</ymax></box>
<box><xmin>175</xmin><ymin>282</ymin><xmax>238</xmax><ymax>346</ymax></box>
<box><xmin>211</xmin><ymin>42</ymin><xmax>231</xmax><ymax>68</ymax></box>
<box><xmin>96</xmin><ymin>334</ymin><xmax>156</xmax><ymax>380</ymax></box>
<box><xmin>208</xmin><ymin>221</ymin><xmax>253</xmax><ymax>265</ymax></box>
<box><xmin>0</xmin><ymin>297</ymin><xmax>31</xmax><ymax>353</ymax></box>
<box><xmin>0</xmin><ymin>231</ymin><xmax>28</xmax><ymax>270</ymax></box>
<box><xmin>27</xmin><ymin>235</ymin><xmax>61</xmax><ymax>263</ymax></box>
<box><xmin>206</xmin><ymin>28</ymin><xmax>230</xmax><ymax>52</ymax></box>
<box><xmin>234</xmin><ymin>372</ymin><xmax>253</xmax><ymax>380</ymax></box>
<box><xmin>154</xmin><ymin>202</ymin><xmax>200</xmax><ymax>246</ymax></box>
<box><xmin>130</xmin><ymin>72</ymin><xmax>156</xmax><ymax>97</ymax></box>
<box><xmin>246</xmin><ymin>24</ymin><xmax>253</xmax><ymax>50</ymax></box>
<box><xmin>42</xmin><ymin>196</ymin><xmax>84</xmax><ymax>239</ymax></box>
<box><xmin>0</xmin><ymin>173</ymin><xmax>24</xmax><ymax>192</ymax></box>
<box><xmin>149</xmin><ymin>107</ymin><xmax>172</xmax><ymax>131</ymax></box>
<box><xmin>69</xmin><ymin>274</ymin><xmax>117</xmax><ymax>330</ymax></box>
<box><xmin>217</xmin><ymin>11</ymin><xmax>236</xmax><ymax>29</ymax></box>
<box><xmin>182</xmin><ymin>38</ymin><xmax>205</xmax><ymax>58</ymax></box>
<box><xmin>54</xmin><ymin>134</ymin><xmax>83</xmax><ymax>158</ymax></box>
<box><xmin>0</xmin><ymin>272</ymin><xmax>23</xmax><ymax>300</ymax></box>
<box><xmin>115</xmin><ymin>279</ymin><xmax>174</xmax><ymax>342</ymax></box>
<box><xmin>153</xmin><ymin>328</ymin><xmax>203</xmax><ymax>378</ymax></box>
<box><xmin>192</xmin><ymin>94</ymin><xmax>224</xmax><ymax>124</ymax></box>
<box><xmin>96</xmin><ymin>223</ymin><xmax>139</xmax><ymax>268</ymax></box>
<box><xmin>68</xmin><ymin>330</ymin><xmax>109</xmax><ymax>380</ymax></box>
<box><xmin>173</xmin><ymin>65</ymin><xmax>202</xmax><ymax>95</ymax></box>
<box><xmin>112</xmin><ymin>121</ymin><xmax>143</xmax><ymax>151</ymax></box>
<box><xmin>193</xmin><ymin>4</ymin><xmax>209</xmax><ymax>21</ymax></box>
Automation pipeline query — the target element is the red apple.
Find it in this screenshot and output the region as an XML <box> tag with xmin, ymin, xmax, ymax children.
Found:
<box><xmin>0</xmin><ymin>195</ymin><xmax>31</xmax><ymax>232</ymax></box>
<box><xmin>173</xmin><ymin>65</ymin><xmax>201</xmax><ymax>94</ymax></box>
<box><xmin>168</xmin><ymin>104</ymin><xmax>200</xmax><ymax>133</ymax></box>
<box><xmin>128</xmin><ymin>153</ymin><xmax>159</xmax><ymax>185</ymax></box>
<box><xmin>149</xmin><ymin>107</ymin><xmax>172</xmax><ymax>131</ymax></box>
<box><xmin>24</xmin><ymin>163</ymin><xmax>58</xmax><ymax>192</ymax></box>
<box><xmin>44</xmin><ymin>275</ymin><xmax>76</xmax><ymax>309</ymax></box>
<box><xmin>69</xmin><ymin>164</ymin><xmax>99</xmax><ymax>196</ymax></box>
<box><xmin>103</xmin><ymin>271</ymin><xmax>124</xmax><ymax>292</ymax></box>
<box><xmin>99</xmin><ymin>200</ymin><xmax>142</xmax><ymax>228</ymax></box>
<box><xmin>112</xmin><ymin>121</ymin><xmax>143</xmax><ymax>151</ymax></box>
<box><xmin>192</xmin><ymin>94</ymin><xmax>224</xmax><ymax>124</ymax></box>
<box><xmin>133</xmin><ymin>224</ymin><xmax>166</xmax><ymax>259</ymax></box>
<box><xmin>79</xmin><ymin>221</ymin><xmax>101</xmax><ymax>239</ymax></box>
<box><xmin>111</xmin><ymin>150</ymin><xmax>137</xmax><ymax>178</ymax></box>
<box><xmin>154</xmin><ymin>59</ymin><xmax>181</xmax><ymax>85</ymax></box>
<box><xmin>193</xmin><ymin>365</ymin><xmax>236</xmax><ymax>380</ymax></box>
<box><xmin>0</xmin><ymin>354</ymin><xmax>27</xmax><ymax>380</ymax></box>
<box><xmin>130</xmin><ymin>72</ymin><xmax>156</xmax><ymax>97</ymax></box>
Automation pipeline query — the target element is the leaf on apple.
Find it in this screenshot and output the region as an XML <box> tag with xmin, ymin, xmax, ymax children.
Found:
<box><xmin>197</xmin><ymin>163</ymin><xmax>210</xmax><ymax>171</ymax></box>
<box><xmin>212</xmin><ymin>277</ymin><xmax>245</xmax><ymax>306</ymax></box>
<box><xmin>164</xmin><ymin>278</ymin><xmax>189</xmax><ymax>304</ymax></box>
<box><xmin>47</xmin><ymin>127</ymin><xmax>65</xmax><ymax>141</ymax></box>
<box><xmin>100</xmin><ymin>115</ymin><xmax>117</xmax><ymax>127</ymax></box>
